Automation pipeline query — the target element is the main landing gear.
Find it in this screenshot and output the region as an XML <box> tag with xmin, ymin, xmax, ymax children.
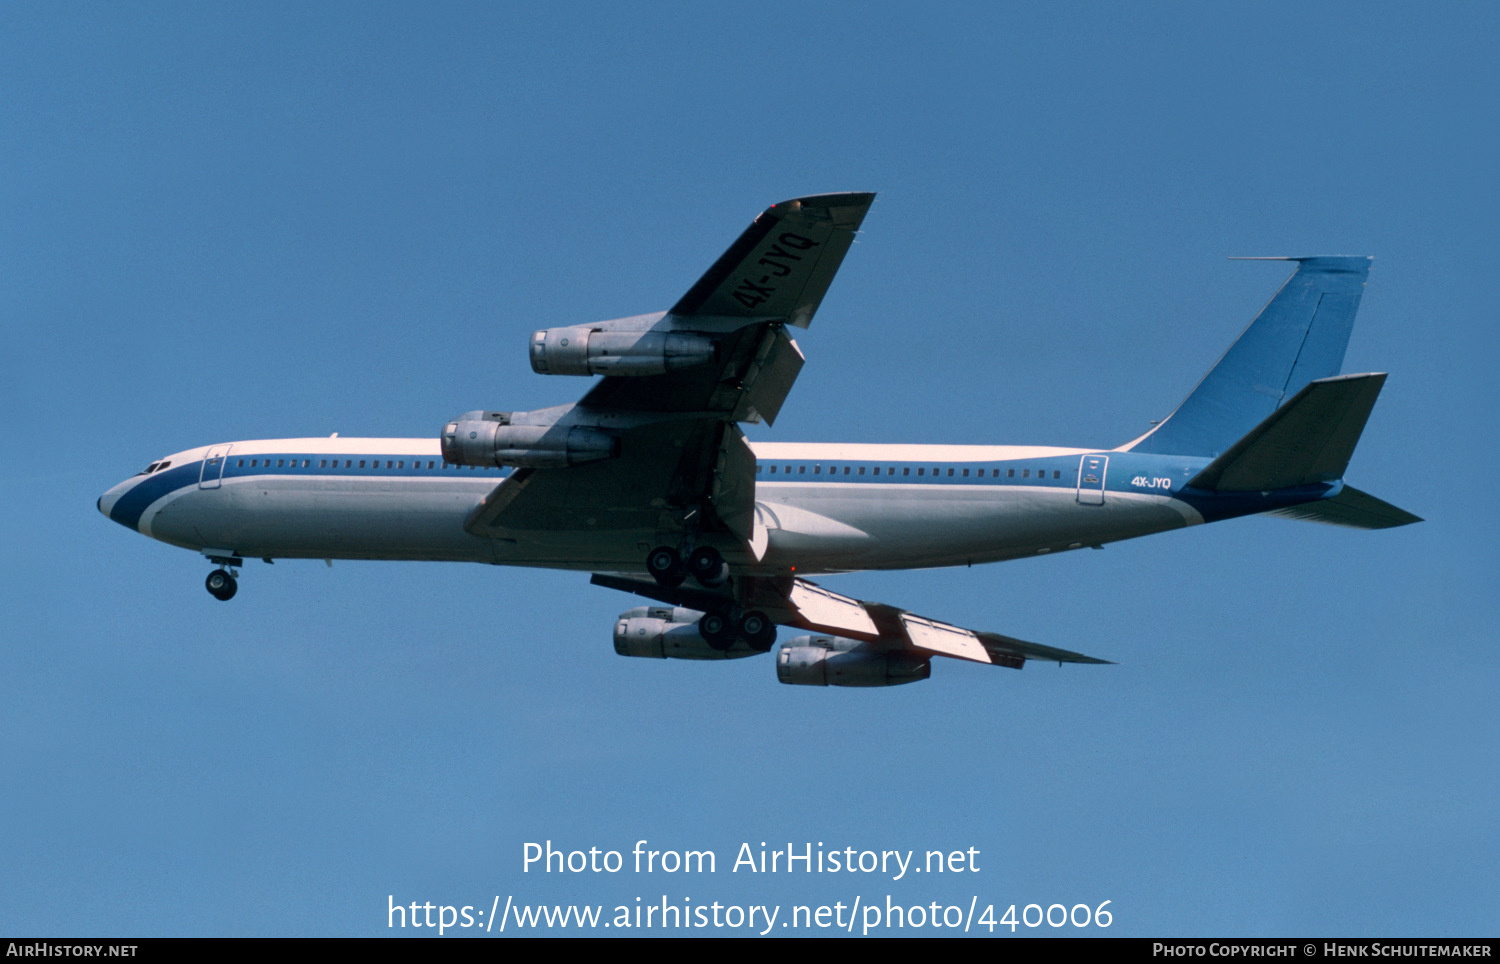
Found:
<box><xmin>646</xmin><ymin>545</ymin><xmax>730</xmax><ymax>589</ymax></box>
<box><xmin>205</xmin><ymin>568</ymin><xmax>238</xmax><ymax>601</ymax></box>
<box><xmin>698</xmin><ymin>609</ymin><xmax>776</xmax><ymax>653</ymax></box>
<box><xmin>646</xmin><ymin>546</ymin><xmax>686</xmax><ymax>588</ymax></box>
<box><xmin>644</xmin><ymin>544</ymin><xmax>772</xmax><ymax>652</ymax></box>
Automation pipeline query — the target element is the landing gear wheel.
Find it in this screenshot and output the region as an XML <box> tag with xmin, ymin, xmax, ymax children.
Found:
<box><xmin>205</xmin><ymin>570</ymin><xmax>237</xmax><ymax>601</ymax></box>
<box><xmin>699</xmin><ymin>611</ymin><xmax>735</xmax><ymax>651</ymax></box>
<box><xmin>688</xmin><ymin>546</ymin><xmax>729</xmax><ymax>588</ymax></box>
<box><xmin>738</xmin><ymin>611</ymin><xmax>776</xmax><ymax>652</ymax></box>
<box><xmin>646</xmin><ymin>546</ymin><xmax>685</xmax><ymax>588</ymax></box>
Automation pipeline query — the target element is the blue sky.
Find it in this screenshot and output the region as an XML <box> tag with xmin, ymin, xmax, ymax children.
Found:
<box><xmin>3</xmin><ymin>2</ymin><xmax>1496</xmax><ymax>936</ymax></box>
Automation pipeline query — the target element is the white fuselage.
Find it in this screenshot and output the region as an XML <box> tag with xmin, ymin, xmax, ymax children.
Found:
<box><xmin>99</xmin><ymin>437</ymin><xmax>1209</xmax><ymax>575</ymax></box>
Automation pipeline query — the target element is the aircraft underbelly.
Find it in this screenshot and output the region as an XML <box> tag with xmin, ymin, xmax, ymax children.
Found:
<box><xmin>145</xmin><ymin>476</ymin><xmax>495</xmax><ymax>562</ymax></box>
<box><xmin>758</xmin><ymin>484</ymin><xmax>1194</xmax><ymax>571</ymax></box>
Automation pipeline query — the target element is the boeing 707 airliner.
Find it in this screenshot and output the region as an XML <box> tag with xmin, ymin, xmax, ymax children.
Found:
<box><xmin>99</xmin><ymin>193</ymin><xmax>1419</xmax><ymax>687</ymax></box>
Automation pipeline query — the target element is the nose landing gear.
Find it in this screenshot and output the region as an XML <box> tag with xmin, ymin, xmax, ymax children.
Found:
<box><xmin>205</xmin><ymin>568</ymin><xmax>238</xmax><ymax>601</ymax></box>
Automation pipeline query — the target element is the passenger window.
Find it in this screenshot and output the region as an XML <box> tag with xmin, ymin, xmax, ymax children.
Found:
<box><xmin>277</xmin><ymin>459</ymin><xmax>285</xmax><ymax>468</ymax></box>
<box><xmin>1023</xmin><ymin>469</ymin><xmax>1029</xmax><ymax>478</ymax></box>
<box><xmin>917</xmin><ymin>468</ymin><xmax>924</xmax><ymax>476</ymax></box>
<box><xmin>948</xmin><ymin>468</ymin><xmax>955</xmax><ymax>477</ymax></box>
<box><xmin>769</xmin><ymin>466</ymin><xmax>777</xmax><ymax>474</ymax></box>
<box><xmin>798</xmin><ymin>465</ymin><xmax>805</xmax><ymax>474</ymax></box>
<box><xmin>872</xmin><ymin>467</ymin><xmax>879</xmax><ymax>476</ymax></box>
<box><xmin>902</xmin><ymin>467</ymin><xmax>910</xmax><ymax>476</ymax></box>
<box><xmin>962</xmin><ymin>468</ymin><xmax>969</xmax><ymax>477</ymax></box>
<box><xmin>359</xmin><ymin>460</ymin><xmax>366</xmax><ymax>468</ymax></box>
<box><xmin>757</xmin><ymin>465</ymin><xmax>763</xmax><ymax>474</ymax></box>
<box><xmin>844</xmin><ymin>466</ymin><xmax>851</xmax><ymax>475</ymax></box>
<box><xmin>397</xmin><ymin>461</ymin><xmax>404</xmax><ymax>469</ymax></box>
<box><xmin>1054</xmin><ymin>470</ymin><xmax>1061</xmax><ymax>479</ymax></box>
<box><xmin>814</xmin><ymin>465</ymin><xmax>821</xmax><ymax>474</ymax></box>
<box><xmin>1007</xmin><ymin>469</ymin><xmax>1015</xmax><ymax>478</ymax></box>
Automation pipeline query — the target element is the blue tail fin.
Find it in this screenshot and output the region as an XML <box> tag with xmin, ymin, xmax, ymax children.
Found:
<box><xmin>1127</xmin><ymin>257</ymin><xmax>1372</xmax><ymax>457</ymax></box>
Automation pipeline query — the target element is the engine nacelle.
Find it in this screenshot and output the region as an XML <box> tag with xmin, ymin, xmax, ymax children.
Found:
<box><xmin>441</xmin><ymin>411</ymin><xmax>618</xmax><ymax>468</ymax></box>
<box><xmin>775</xmin><ymin>635</ymin><xmax>931</xmax><ymax>687</ymax></box>
<box><xmin>613</xmin><ymin>607</ymin><xmax>760</xmax><ymax>660</ymax></box>
<box><xmin>530</xmin><ymin>327</ymin><xmax>716</xmax><ymax>376</ymax></box>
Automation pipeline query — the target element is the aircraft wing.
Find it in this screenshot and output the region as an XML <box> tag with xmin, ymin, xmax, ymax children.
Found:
<box><xmin>580</xmin><ymin>191</ymin><xmax>876</xmax><ymax>423</ymax></box>
<box><xmin>466</xmin><ymin>193</ymin><xmax>874</xmax><ymax>545</ymax></box>
<box><xmin>465</xmin><ymin>418</ymin><xmax>756</xmax><ymax>541</ymax></box>
<box><xmin>591</xmin><ymin>573</ymin><xmax>1113</xmax><ymax>669</ymax></box>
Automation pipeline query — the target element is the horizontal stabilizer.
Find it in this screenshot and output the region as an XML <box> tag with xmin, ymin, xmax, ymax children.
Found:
<box><xmin>1187</xmin><ymin>373</ymin><xmax>1387</xmax><ymax>491</ymax></box>
<box><xmin>1268</xmin><ymin>485</ymin><xmax>1422</xmax><ymax>529</ymax></box>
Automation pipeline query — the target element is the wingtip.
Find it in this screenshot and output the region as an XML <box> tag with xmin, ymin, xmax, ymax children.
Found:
<box><xmin>765</xmin><ymin>193</ymin><xmax>876</xmax><ymax>232</ymax></box>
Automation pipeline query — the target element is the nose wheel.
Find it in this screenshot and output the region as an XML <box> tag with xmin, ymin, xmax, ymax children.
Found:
<box><xmin>205</xmin><ymin>569</ymin><xmax>238</xmax><ymax>601</ymax></box>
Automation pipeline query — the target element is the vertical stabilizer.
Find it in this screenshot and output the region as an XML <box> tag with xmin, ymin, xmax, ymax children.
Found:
<box><xmin>1128</xmin><ymin>257</ymin><xmax>1371</xmax><ymax>457</ymax></box>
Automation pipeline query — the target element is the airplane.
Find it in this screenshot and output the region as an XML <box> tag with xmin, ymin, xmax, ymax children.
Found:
<box><xmin>98</xmin><ymin>192</ymin><xmax>1420</xmax><ymax>687</ymax></box>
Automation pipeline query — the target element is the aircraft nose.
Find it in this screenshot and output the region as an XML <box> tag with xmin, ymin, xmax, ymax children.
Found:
<box><xmin>97</xmin><ymin>478</ymin><xmax>135</xmax><ymax>527</ymax></box>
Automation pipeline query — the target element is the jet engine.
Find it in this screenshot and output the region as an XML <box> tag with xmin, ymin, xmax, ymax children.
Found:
<box><xmin>613</xmin><ymin>607</ymin><xmax>760</xmax><ymax>660</ymax></box>
<box><xmin>441</xmin><ymin>411</ymin><xmax>618</xmax><ymax>468</ymax></box>
<box><xmin>775</xmin><ymin>635</ymin><xmax>931</xmax><ymax>687</ymax></box>
<box><xmin>530</xmin><ymin>327</ymin><xmax>716</xmax><ymax>376</ymax></box>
